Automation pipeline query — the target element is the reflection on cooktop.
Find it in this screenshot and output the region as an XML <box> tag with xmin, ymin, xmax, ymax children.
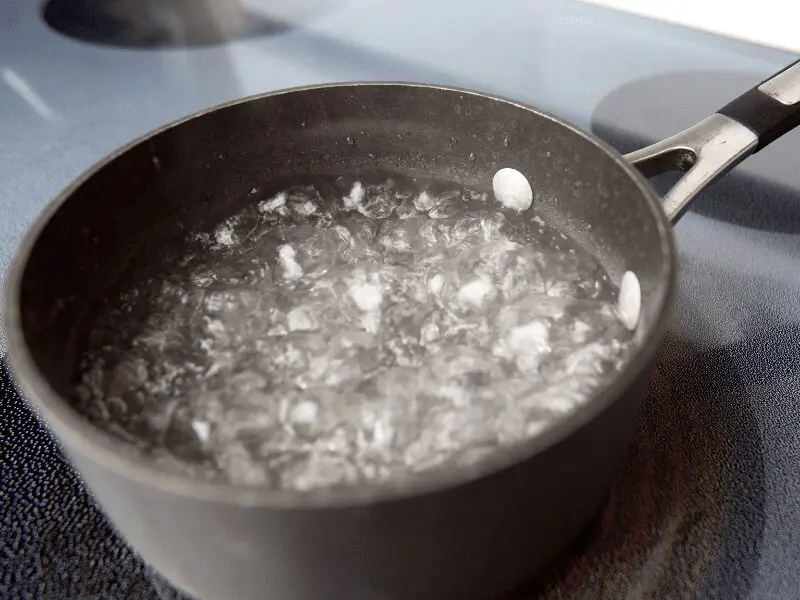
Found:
<box><xmin>42</xmin><ymin>0</ymin><xmax>293</xmax><ymax>49</ymax></box>
<box><xmin>520</xmin><ymin>332</ymin><xmax>766</xmax><ymax>599</ymax></box>
<box><xmin>591</xmin><ymin>72</ymin><xmax>800</xmax><ymax>234</ymax></box>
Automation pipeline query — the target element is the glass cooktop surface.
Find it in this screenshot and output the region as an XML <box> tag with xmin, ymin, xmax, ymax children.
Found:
<box><xmin>1</xmin><ymin>1</ymin><xmax>799</xmax><ymax>598</ymax></box>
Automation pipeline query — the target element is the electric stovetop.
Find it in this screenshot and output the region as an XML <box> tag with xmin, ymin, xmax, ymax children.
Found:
<box><xmin>2</xmin><ymin>1</ymin><xmax>799</xmax><ymax>598</ymax></box>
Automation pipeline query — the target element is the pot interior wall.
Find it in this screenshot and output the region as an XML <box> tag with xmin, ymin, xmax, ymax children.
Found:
<box><xmin>16</xmin><ymin>84</ymin><xmax>671</xmax><ymax>404</ymax></box>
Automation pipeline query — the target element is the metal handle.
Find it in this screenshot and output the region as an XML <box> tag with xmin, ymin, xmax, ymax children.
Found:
<box><xmin>625</xmin><ymin>58</ymin><xmax>800</xmax><ymax>223</ymax></box>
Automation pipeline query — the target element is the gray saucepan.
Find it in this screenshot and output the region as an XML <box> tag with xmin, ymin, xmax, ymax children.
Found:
<box><xmin>4</xmin><ymin>59</ymin><xmax>800</xmax><ymax>600</ymax></box>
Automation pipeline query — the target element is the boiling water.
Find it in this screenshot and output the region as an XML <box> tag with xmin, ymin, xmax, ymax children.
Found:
<box><xmin>74</xmin><ymin>173</ymin><xmax>632</xmax><ymax>491</ymax></box>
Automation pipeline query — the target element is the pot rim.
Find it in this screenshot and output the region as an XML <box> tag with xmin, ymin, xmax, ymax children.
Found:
<box><xmin>2</xmin><ymin>81</ymin><xmax>677</xmax><ymax>509</ymax></box>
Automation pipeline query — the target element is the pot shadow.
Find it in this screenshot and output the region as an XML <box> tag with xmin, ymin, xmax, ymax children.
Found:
<box><xmin>514</xmin><ymin>330</ymin><xmax>768</xmax><ymax>600</ymax></box>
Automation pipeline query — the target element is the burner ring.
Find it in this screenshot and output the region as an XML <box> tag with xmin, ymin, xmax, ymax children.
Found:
<box><xmin>42</xmin><ymin>0</ymin><xmax>334</xmax><ymax>49</ymax></box>
<box><xmin>592</xmin><ymin>71</ymin><xmax>800</xmax><ymax>234</ymax></box>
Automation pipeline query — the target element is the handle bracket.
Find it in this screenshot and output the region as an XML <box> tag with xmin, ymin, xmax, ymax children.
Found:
<box><xmin>624</xmin><ymin>114</ymin><xmax>758</xmax><ymax>223</ymax></box>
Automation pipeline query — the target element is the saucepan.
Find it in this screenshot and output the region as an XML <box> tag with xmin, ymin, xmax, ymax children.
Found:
<box><xmin>4</xmin><ymin>59</ymin><xmax>800</xmax><ymax>600</ymax></box>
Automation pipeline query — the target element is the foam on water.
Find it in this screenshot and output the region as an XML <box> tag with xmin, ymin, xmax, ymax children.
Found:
<box><xmin>73</xmin><ymin>173</ymin><xmax>632</xmax><ymax>491</ymax></box>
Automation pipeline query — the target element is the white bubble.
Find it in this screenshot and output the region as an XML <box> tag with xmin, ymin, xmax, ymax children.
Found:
<box><xmin>420</xmin><ymin>323</ymin><xmax>440</xmax><ymax>344</ymax></box>
<box><xmin>456</xmin><ymin>276</ymin><xmax>496</xmax><ymax>306</ymax></box>
<box><xmin>349</xmin><ymin>282</ymin><xmax>383</xmax><ymax>312</ymax></box>
<box><xmin>290</xmin><ymin>400</ymin><xmax>319</xmax><ymax>426</ymax></box>
<box><xmin>294</xmin><ymin>200</ymin><xmax>318</xmax><ymax>216</ymax></box>
<box><xmin>191</xmin><ymin>420</ymin><xmax>211</xmax><ymax>443</ymax></box>
<box><xmin>277</xmin><ymin>244</ymin><xmax>303</xmax><ymax>281</ymax></box>
<box><xmin>258</xmin><ymin>192</ymin><xmax>287</xmax><ymax>213</ymax></box>
<box><xmin>343</xmin><ymin>181</ymin><xmax>365</xmax><ymax>211</ymax></box>
<box><xmin>287</xmin><ymin>307</ymin><xmax>316</xmax><ymax>331</ymax></box>
<box><xmin>507</xmin><ymin>321</ymin><xmax>550</xmax><ymax>353</ymax></box>
<box><xmin>427</xmin><ymin>273</ymin><xmax>444</xmax><ymax>296</ymax></box>
<box><xmin>414</xmin><ymin>190</ymin><xmax>436</xmax><ymax>212</ymax></box>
